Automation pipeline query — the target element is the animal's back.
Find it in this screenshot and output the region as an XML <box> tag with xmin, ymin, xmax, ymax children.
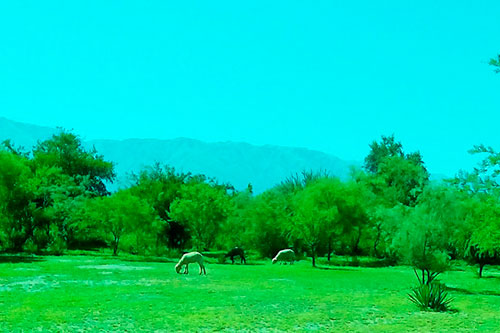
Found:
<box><xmin>183</xmin><ymin>251</ymin><xmax>203</xmax><ymax>263</ymax></box>
<box><xmin>227</xmin><ymin>247</ymin><xmax>244</xmax><ymax>256</ymax></box>
<box><xmin>279</xmin><ymin>249</ymin><xmax>295</xmax><ymax>260</ymax></box>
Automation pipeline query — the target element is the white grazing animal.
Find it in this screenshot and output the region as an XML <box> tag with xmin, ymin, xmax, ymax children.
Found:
<box><xmin>175</xmin><ymin>252</ymin><xmax>206</xmax><ymax>275</ymax></box>
<box><xmin>272</xmin><ymin>249</ymin><xmax>295</xmax><ymax>265</ymax></box>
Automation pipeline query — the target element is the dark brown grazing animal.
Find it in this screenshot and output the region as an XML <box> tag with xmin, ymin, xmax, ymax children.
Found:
<box><xmin>224</xmin><ymin>247</ymin><xmax>246</xmax><ymax>264</ymax></box>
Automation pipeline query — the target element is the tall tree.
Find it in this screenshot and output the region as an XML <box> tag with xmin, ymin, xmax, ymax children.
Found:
<box><xmin>291</xmin><ymin>178</ymin><xmax>340</xmax><ymax>266</ymax></box>
<box><xmin>364</xmin><ymin>135</ymin><xmax>429</xmax><ymax>206</ymax></box>
<box><xmin>377</xmin><ymin>156</ymin><xmax>428</xmax><ymax>206</ymax></box>
<box><xmin>241</xmin><ymin>189</ymin><xmax>291</xmax><ymax>258</ymax></box>
<box><xmin>291</xmin><ymin>177</ymin><xmax>367</xmax><ymax>266</ymax></box>
<box><xmin>393</xmin><ymin>197</ymin><xmax>448</xmax><ymax>285</ymax></box>
<box><xmin>75</xmin><ymin>190</ymin><xmax>159</xmax><ymax>255</ymax></box>
<box><xmin>364</xmin><ymin>134</ymin><xmax>428</xmax><ymax>177</ymax></box>
<box><xmin>130</xmin><ymin>164</ymin><xmax>191</xmax><ymax>250</ymax></box>
<box><xmin>219</xmin><ymin>186</ymin><xmax>253</xmax><ymax>250</ymax></box>
<box><xmin>364</xmin><ymin>135</ymin><xmax>404</xmax><ymax>174</ymax></box>
<box><xmin>169</xmin><ymin>182</ymin><xmax>232</xmax><ymax>250</ymax></box>
<box><xmin>0</xmin><ymin>150</ymin><xmax>34</xmax><ymax>250</ymax></box>
<box><xmin>451</xmin><ymin>145</ymin><xmax>500</xmax><ymax>276</ymax></box>
<box><xmin>33</xmin><ymin>131</ymin><xmax>115</xmax><ymax>196</ymax></box>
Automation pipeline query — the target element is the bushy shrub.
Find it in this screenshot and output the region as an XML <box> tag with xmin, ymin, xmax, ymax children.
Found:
<box><xmin>408</xmin><ymin>281</ymin><xmax>453</xmax><ymax>312</ymax></box>
<box><xmin>23</xmin><ymin>239</ymin><xmax>37</xmax><ymax>254</ymax></box>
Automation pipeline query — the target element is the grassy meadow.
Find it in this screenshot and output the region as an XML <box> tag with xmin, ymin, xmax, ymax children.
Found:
<box><xmin>1</xmin><ymin>254</ymin><xmax>500</xmax><ymax>332</ymax></box>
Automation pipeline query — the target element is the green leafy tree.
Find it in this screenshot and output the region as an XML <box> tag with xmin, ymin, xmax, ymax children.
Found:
<box><xmin>377</xmin><ymin>156</ymin><xmax>429</xmax><ymax>206</ymax></box>
<box><xmin>451</xmin><ymin>145</ymin><xmax>500</xmax><ymax>276</ymax></box>
<box><xmin>464</xmin><ymin>194</ymin><xmax>500</xmax><ymax>277</ymax></box>
<box><xmin>219</xmin><ymin>186</ymin><xmax>253</xmax><ymax>250</ymax></box>
<box><xmin>364</xmin><ymin>135</ymin><xmax>404</xmax><ymax>174</ymax></box>
<box><xmin>1</xmin><ymin>139</ymin><xmax>29</xmax><ymax>157</ymax></box>
<box><xmin>241</xmin><ymin>189</ymin><xmax>290</xmax><ymax>258</ymax></box>
<box><xmin>0</xmin><ymin>150</ymin><xmax>33</xmax><ymax>250</ymax></box>
<box><xmin>393</xmin><ymin>186</ymin><xmax>459</xmax><ymax>284</ymax></box>
<box><xmin>130</xmin><ymin>164</ymin><xmax>191</xmax><ymax>251</ymax></box>
<box><xmin>277</xmin><ymin>170</ymin><xmax>330</xmax><ymax>194</ymax></box>
<box><xmin>364</xmin><ymin>135</ymin><xmax>429</xmax><ymax>207</ymax></box>
<box><xmin>0</xmin><ymin>143</ymin><xmax>90</xmax><ymax>253</ymax></box>
<box><xmin>291</xmin><ymin>178</ymin><xmax>342</xmax><ymax>266</ymax></box>
<box><xmin>351</xmin><ymin>167</ymin><xmax>395</xmax><ymax>257</ymax></box>
<box><xmin>169</xmin><ymin>182</ymin><xmax>232</xmax><ymax>250</ymax></box>
<box><xmin>76</xmin><ymin>190</ymin><xmax>160</xmax><ymax>255</ymax></box>
<box><xmin>33</xmin><ymin>131</ymin><xmax>115</xmax><ymax>196</ymax></box>
<box><xmin>339</xmin><ymin>181</ymin><xmax>372</xmax><ymax>257</ymax></box>
<box><xmin>28</xmin><ymin>165</ymin><xmax>85</xmax><ymax>253</ymax></box>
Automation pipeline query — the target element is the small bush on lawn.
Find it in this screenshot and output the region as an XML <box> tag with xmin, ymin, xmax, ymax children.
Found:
<box><xmin>408</xmin><ymin>281</ymin><xmax>453</xmax><ymax>312</ymax></box>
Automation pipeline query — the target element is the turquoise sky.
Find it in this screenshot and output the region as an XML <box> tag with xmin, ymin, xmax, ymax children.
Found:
<box><xmin>1</xmin><ymin>1</ymin><xmax>499</xmax><ymax>176</ymax></box>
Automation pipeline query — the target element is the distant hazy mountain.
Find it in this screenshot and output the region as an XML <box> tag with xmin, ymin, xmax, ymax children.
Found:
<box><xmin>0</xmin><ymin>117</ymin><xmax>358</xmax><ymax>193</ymax></box>
<box><xmin>0</xmin><ymin>117</ymin><xmax>57</xmax><ymax>150</ymax></box>
<box><xmin>88</xmin><ymin>138</ymin><xmax>357</xmax><ymax>193</ymax></box>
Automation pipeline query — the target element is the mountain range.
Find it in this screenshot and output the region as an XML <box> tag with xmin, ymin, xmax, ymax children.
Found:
<box><xmin>0</xmin><ymin>117</ymin><xmax>358</xmax><ymax>193</ymax></box>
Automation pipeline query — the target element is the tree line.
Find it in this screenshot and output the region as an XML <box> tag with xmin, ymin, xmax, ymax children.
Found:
<box><xmin>1</xmin><ymin>130</ymin><xmax>500</xmax><ymax>279</ymax></box>
<box><xmin>1</xmin><ymin>55</ymin><xmax>499</xmax><ymax>284</ymax></box>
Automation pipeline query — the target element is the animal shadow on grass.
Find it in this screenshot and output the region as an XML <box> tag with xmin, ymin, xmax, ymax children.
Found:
<box><xmin>0</xmin><ymin>255</ymin><xmax>45</xmax><ymax>264</ymax></box>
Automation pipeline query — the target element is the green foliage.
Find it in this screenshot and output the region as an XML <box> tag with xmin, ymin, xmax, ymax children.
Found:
<box><xmin>462</xmin><ymin>194</ymin><xmax>500</xmax><ymax>277</ymax></box>
<box><xmin>391</xmin><ymin>186</ymin><xmax>463</xmax><ymax>283</ymax></box>
<box><xmin>29</xmin><ymin>165</ymin><xmax>86</xmax><ymax>253</ymax></box>
<box><xmin>377</xmin><ymin>156</ymin><xmax>428</xmax><ymax>206</ymax></box>
<box><xmin>0</xmin><ymin>150</ymin><xmax>35</xmax><ymax>251</ymax></box>
<box><xmin>451</xmin><ymin>146</ymin><xmax>500</xmax><ymax>276</ymax></box>
<box><xmin>33</xmin><ymin>131</ymin><xmax>115</xmax><ymax>196</ymax></box>
<box><xmin>242</xmin><ymin>189</ymin><xmax>290</xmax><ymax>258</ymax></box>
<box><xmin>218</xmin><ymin>187</ymin><xmax>253</xmax><ymax>250</ymax></box>
<box><xmin>364</xmin><ymin>134</ymin><xmax>404</xmax><ymax>174</ymax></box>
<box><xmin>130</xmin><ymin>164</ymin><xmax>192</xmax><ymax>250</ymax></box>
<box><xmin>490</xmin><ymin>54</ymin><xmax>500</xmax><ymax>73</ymax></box>
<box><xmin>170</xmin><ymin>182</ymin><xmax>232</xmax><ymax>250</ymax></box>
<box><xmin>74</xmin><ymin>190</ymin><xmax>161</xmax><ymax>255</ymax></box>
<box><xmin>408</xmin><ymin>280</ymin><xmax>453</xmax><ymax>312</ymax></box>
<box><xmin>291</xmin><ymin>178</ymin><xmax>341</xmax><ymax>266</ymax></box>
<box><xmin>364</xmin><ymin>135</ymin><xmax>429</xmax><ymax>207</ymax></box>
<box><xmin>277</xmin><ymin>169</ymin><xmax>330</xmax><ymax>194</ymax></box>
<box><xmin>3</xmin><ymin>124</ymin><xmax>500</xmax><ymax>290</ymax></box>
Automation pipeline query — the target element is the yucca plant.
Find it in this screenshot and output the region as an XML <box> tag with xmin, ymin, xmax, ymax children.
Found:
<box><xmin>408</xmin><ymin>281</ymin><xmax>453</xmax><ymax>312</ymax></box>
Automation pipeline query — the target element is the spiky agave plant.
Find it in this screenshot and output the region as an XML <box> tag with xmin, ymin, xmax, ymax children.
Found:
<box><xmin>408</xmin><ymin>281</ymin><xmax>453</xmax><ymax>312</ymax></box>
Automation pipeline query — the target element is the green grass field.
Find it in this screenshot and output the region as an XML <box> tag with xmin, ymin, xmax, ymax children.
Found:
<box><xmin>1</xmin><ymin>255</ymin><xmax>500</xmax><ymax>332</ymax></box>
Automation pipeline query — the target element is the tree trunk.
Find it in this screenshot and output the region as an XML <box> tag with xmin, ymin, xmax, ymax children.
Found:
<box><xmin>373</xmin><ymin>225</ymin><xmax>381</xmax><ymax>258</ymax></box>
<box><xmin>479</xmin><ymin>263</ymin><xmax>485</xmax><ymax>278</ymax></box>
<box><xmin>327</xmin><ymin>237</ymin><xmax>332</xmax><ymax>261</ymax></box>
<box><xmin>311</xmin><ymin>244</ymin><xmax>317</xmax><ymax>267</ymax></box>
<box><xmin>352</xmin><ymin>228</ymin><xmax>362</xmax><ymax>255</ymax></box>
<box><xmin>113</xmin><ymin>235</ymin><xmax>119</xmax><ymax>256</ymax></box>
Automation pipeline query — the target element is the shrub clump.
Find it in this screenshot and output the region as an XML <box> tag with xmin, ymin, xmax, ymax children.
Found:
<box><xmin>408</xmin><ymin>281</ymin><xmax>453</xmax><ymax>312</ymax></box>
